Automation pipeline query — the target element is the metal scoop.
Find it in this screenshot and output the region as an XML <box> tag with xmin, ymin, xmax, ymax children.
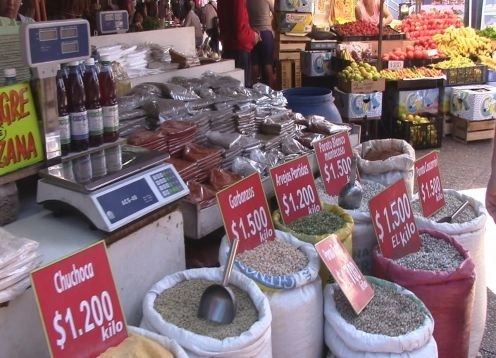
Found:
<box><xmin>338</xmin><ymin>155</ymin><xmax>363</xmax><ymax>210</ymax></box>
<box><xmin>436</xmin><ymin>200</ymin><xmax>470</xmax><ymax>223</ymax></box>
<box><xmin>198</xmin><ymin>238</ymin><xmax>238</xmax><ymax>324</ymax></box>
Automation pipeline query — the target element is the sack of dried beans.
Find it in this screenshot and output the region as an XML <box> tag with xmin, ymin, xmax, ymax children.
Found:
<box><xmin>372</xmin><ymin>229</ymin><xmax>475</xmax><ymax>358</ymax></box>
<box><xmin>219</xmin><ymin>230</ymin><xmax>323</xmax><ymax>358</ymax></box>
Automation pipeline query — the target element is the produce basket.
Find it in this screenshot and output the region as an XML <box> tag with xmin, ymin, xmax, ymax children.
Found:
<box><xmin>394</xmin><ymin>113</ymin><xmax>442</xmax><ymax>150</ymax></box>
<box><xmin>442</xmin><ymin>65</ymin><xmax>488</xmax><ymax>86</ymax></box>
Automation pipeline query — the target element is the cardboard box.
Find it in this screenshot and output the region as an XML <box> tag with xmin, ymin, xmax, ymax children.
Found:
<box><xmin>300</xmin><ymin>51</ymin><xmax>333</xmax><ymax>76</ymax></box>
<box><xmin>450</xmin><ymin>85</ymin><xmax>496</xmax><ymax>121</ymax></box>
<box><xmin>397</xmin><ymin>88</ymin><xmax>439</xmax><ymax>117</ymax></box>
<box><xmin>440</xmin><ymin>84</ymin><xmax>487</xmax><ymax>114</ymax></box>
<box><xmin>276</xmin><ymin>0</ymin><xmax>314</xmax><ymax>13</ymax></box>
<box><xmin>276</xmin><ymin>12</ymin><xmax>313</xmax><ymax>34</ymax></box>
<box><xmin>337</xmin><ymin>78</ymin><xmax>385</xmax><ymax>93</ymax></box>
<box><xmin>333</xmin><ymin>87</ymin><xmax>383</xmax><ymax>118</ymax></box>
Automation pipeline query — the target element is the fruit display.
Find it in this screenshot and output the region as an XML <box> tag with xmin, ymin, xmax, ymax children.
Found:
<box><xmin>381</xmin><ymin>40</ymin><xmax>443</xmax><ymax>61</ymax></box>
<box><xmin>477</xmin><ymin>25</ymin><xmax>496</xmax><ymax>40</ymax></box>
<box><xmin>333</xmin><ymin>20</ymin><xmax>379</xmax><ymax>37</ymax></box>
<box><xmin>380</xmin><ymin>67</ymin><xmax>444</xmax><ymax>80</ymax></box>
<box><xmin>477</xmin><ymin>55</ymin><xmax>496</xmax><ymax>70</ymax></box>
<box><xmin>396</xmin><ymin>115</ymin><xmax>440</xmax><ymax>148</ymax></box>
<box><xmin>339</xmin><ymin>47</ymin><xmax>374</xmax><ymax>62</ymax></box>
<box><xmin>431</xmin><ymin>56</ymin><xmax>476</xmax><ymax>69</ymax></box>
<box><xmin>433</xmin><ymin>26</ymin><xmax>493</xmax><ymax>58</ymax></box>
<box><xmin>338</xmin><ymin>61</ymin><xmax>381</xmax><ymax>82</ymax></box>
<box><xmin>399</xmin><ymin>10</ymin><xmax>463</xmax><ymax>39</ymax></box>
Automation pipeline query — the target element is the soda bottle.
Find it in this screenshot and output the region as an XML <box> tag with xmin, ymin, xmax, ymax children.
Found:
<box><xmin>3</xmin><ymin>68</ymin><xmax>16</xmax><ymax>85</ymax></box>
<box><xmin>83</xmin><ymin>58</ymin><xmax>103</xmax><ymax>147</ymax></box>
<box><xmin>98</xmin><ymin>55</ymin><xmax>119</xmax><ymax>142</ymax></box>
<box><xmin>66</xmin><ymin>61</ymin><xmax>89</xmax><ymax>152</ymax></box>
<box><xmin>56</xmin><ymin>65</ymin><xmax>71</xmax><ymax>155</ymax></box>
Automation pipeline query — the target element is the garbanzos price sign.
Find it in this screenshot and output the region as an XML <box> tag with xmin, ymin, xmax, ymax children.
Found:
<box><xmin>315</xmin><ymin>235</ymin><xmax>374</xmax><ymax>314</ymax></box>
<box><xmin>217</xmin><ymin>172</ymin><xmax>276</xmax><ymax>254</ymax></box>
<box><xmin>314</xmin><ymin>131</ymin><xmax>354</xmax><ymax>197</ymax></box>
<box><xmin>369</xmin><ymin>179</ymin><xmax>421</xmax><ymax>260</ymax></box>
<box><xmin>415</xmin><ymin>151</ymin><xmax>445</xmax><ymax>217</ymax></box>
<box><xmin>270</xmin><ymin>155</ymin><xmax>321</xmax><ymax>224</ymax></box>
<box><xmin>31</xmin><ymin>241</ymin><xmax>127</xmax><ymax>358</ymax></box>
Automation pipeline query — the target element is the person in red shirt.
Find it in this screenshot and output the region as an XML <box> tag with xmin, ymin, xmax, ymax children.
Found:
<box><xmin>217</xmin><ymin>0</ymin><xmax>260</xmax><ymax>87</ymax></box>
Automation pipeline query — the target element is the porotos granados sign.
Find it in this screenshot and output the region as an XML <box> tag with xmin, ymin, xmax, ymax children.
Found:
<box><xmin>0</xmin><ymin>82</ymin><xmax>44</xmax><ymax>175</ymax></box>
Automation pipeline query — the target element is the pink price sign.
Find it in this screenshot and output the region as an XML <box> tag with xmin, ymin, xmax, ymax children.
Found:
<box><xmin>314</xmin><ymin>131</ymin><xmax>354</xmax><ymax>196</ymax></box>
<box><xmin>30</xmin><ymin>241</ymin><xmax>127</xmax><ymax>358</ymax></box>
<box><xmin>369</xmin><ymin>179</ymin><xmax>421</xmax><ymax>260</ymax></box>
<box><xmin>315</xmin><ymin>235</ymin><xmax>374</xmax><ymax>314</ymax></box>
<box><xmin>270</xmin><ymin>155</ymin><xmax>321</xmax><ymax>224</ymax></box>
<box><xmin>415</xmin><ymin>151</ymin><xmax>445</xmax><ymax>218</ymax></box>
<box><xmin>217</xmin><ymin>172</ymin><xmax>276</xmax><ymax>254</ymax></box>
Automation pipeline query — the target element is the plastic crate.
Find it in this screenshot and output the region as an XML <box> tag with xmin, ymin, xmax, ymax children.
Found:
<box><xmin>394</xmin><ymin>113</ymin><xmax>442</xmax><ymax>149</ymax></box>
<box><xmin>442</xmin><ymin>65</ymin><xmax>488</xmax><ymax>86</ymax></box>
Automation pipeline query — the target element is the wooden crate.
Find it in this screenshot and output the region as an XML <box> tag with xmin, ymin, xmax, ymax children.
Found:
<box><xmin>276</xmin><ymin>58</ymin><xmax>301</xmax><ymax>90</ymax></box>
<box><xmin>452</xmin><ymin>116</ymin><xmax>496</xmax><ymax>143</ymax></box>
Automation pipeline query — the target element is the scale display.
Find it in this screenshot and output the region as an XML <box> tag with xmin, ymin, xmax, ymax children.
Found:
<box><xmin>97</xmin><ymin>10</ymin><xmax>130</xmax><ymax>34</ymax></box>
<box><xmin>21</xmin><ymin>19</ymin><xmax>91</xmax><ymax>67</ymax></box>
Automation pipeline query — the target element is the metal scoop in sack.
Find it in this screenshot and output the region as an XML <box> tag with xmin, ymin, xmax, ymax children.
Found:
<box><xmin>436</xmin><ymin>200</ymin><xmax>470</xmax><ymax>223</ymax></box>
<box><xmin>198</xmin><ymin>238</ymin><xmax>238</xmax><ymax>324</ymax></box>
<box><xmin>338</xmin><ymin>155</ymin><xmax>363</xmax><ymax>210</ymax></box>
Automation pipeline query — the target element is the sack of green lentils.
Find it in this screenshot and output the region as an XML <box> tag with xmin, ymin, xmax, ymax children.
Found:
<box><xmin>324</xmin><ymin>276</ymin><xmax>437</xmax><ymax>357</ymax></box>
<box><xmin>411</xmin><ymin>188</ymin><xmax>487</xmax><ymax>358</ymax></box>
<box><xmin>373</xmin><ymin>229</ymin><xmax>475</xmax><ymax>358</ymax></box>
<box><xmin>140</xmin><ymin>267</ymin><xmax>272</xmax><ymax>358</ymax></box>
<box><xmin>354</xmin><ymin>138</ymin><xmax>415</xmax><ymax>199</ymax></box>
<box><xmin>218</xmin><ymin>230</ymin><xmax>323</xmax><ymax>358</ymax></box>
<box><xmin>316</xmin><ymin>177</ymin><xmax>386</xmax><ymax>275</ymax></box>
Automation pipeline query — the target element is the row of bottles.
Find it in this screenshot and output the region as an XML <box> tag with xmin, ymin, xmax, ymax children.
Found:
<box><xmin>57</xmin><ymin>55</ymin><xmax>120</xmax><ymax>155</ymax></box>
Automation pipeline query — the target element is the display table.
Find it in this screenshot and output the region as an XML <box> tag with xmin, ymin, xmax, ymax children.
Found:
<box><xmin>0</xmin><ymin>198</ymin><xmax>186</xmax><ymax>357</ymax></box>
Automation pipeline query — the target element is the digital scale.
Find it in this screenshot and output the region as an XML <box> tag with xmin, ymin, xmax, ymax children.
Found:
<box><xmin>96</xmin><ymin>10</ymin><xmax>130</xmax><ymax>35</ymax></box>
<box><xmin>20</xmin><ymin>19</ymin><xmax>189</xmax><ymax>232</ymax></box>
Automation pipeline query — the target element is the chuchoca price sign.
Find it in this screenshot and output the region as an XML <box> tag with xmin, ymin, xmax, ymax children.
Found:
<box><xmin>369</xmin><ymin>179</ymin><xmax>421</xmax><ymax>260</ymax></box>
<box><xmin>270</xmin><ymin>155</ymin><xmax>321</xmax><ymax>224</ymax></box>
<box><xmin>415</xmin><ymin>151</ymin><xmax>445</xmax><ymax>217</ymax></box>
<box><xmin>314</xmin><ymin>131</ymin><xmax>354</xmax><ymax>197</ymax></box>
<box><xmin>217</xmin><ymin>172</ymin><xmax>276</xmax><ymax>254</ymax></box>
<box><xmin>31</xmin><ymin>241</ymin><xmax>127</xmax><ymax>358</ymax></box>
<box><xmin>315</xmin><ymin>235</ymin><xmax>374</xmax><ymax>314</ymax></box>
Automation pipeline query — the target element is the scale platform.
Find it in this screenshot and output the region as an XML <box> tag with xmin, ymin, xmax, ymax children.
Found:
<box><xmin>37</xmin><ymin>146</ymin><xmax>190</xmax><ymax>233</ymax></box>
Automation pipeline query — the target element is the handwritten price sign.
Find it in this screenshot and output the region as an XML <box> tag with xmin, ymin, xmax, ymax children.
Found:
<box><xmin>217</xmin><ymin>172</ymin><xmax>276</xmax><ymax>254</ymax></box>
<box><xmin>315</xmin><ymin>235</ymin><xmax>374</xmax><ymax>314</ymax></box>
<box><xmin>31</xmin><ymin>241</ymin><xmax>127</xmax><ymax>358</ymax></box>
<box><xmin>369</xmin><ymin>179</ymin><xmax>421</xmax><ymax>260</ymax></box>
<box><xmin>415</xmin><ymin>151</ymin><xmax>445</xmax><ymax>217</ymax></box>
<box><xmin>314</xmin><ymin>132</ymin><xmax>354</xmax><ymax>197</ymax></box>
<box><xmin>270</xmin><ymin>155</ymin><xmax>321</xmax><ymax>224</ymax></box>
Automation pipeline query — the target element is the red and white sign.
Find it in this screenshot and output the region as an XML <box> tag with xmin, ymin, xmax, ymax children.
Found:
<box><xmin>217</xmin><ymin>172</ymin><xmax>276</xmax><ymax>254</ymax></box>
<box><xmin>369</xmin><ymin>179</ymin><xmax>421</xmax><ymax>260</ymax></box>
<box><xmin>30</xmin><ymin>241</ymin><xmax>127</xmax><ymax>358</ymax></box>
<box><xmin>270</xmin><ymin>155</ymin><xmax>321</xmax><ymax>224</ymax></box>
<box><xmin>415</xmin><ymin>151</ymin><xmax>445</xmax><ymax>217</ymax></box>
<box><xmin>315</xmin><ymin>235</ymin><xmax>374</xmax><ymax>314</ymax></box>
<box><xmin>314</xmin><ymin>132</ymin><xmax>354</xmax><ymax>197</ymax></box>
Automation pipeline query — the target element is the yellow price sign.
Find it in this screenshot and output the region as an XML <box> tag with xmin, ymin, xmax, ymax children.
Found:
<box><xmin>0</xmin><ymin>82</ymin><xmax>44</xmax><ymax>176</ymax></box>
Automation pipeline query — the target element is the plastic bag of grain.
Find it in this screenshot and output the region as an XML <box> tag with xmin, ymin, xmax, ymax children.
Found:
<box><xmin>354</xmin><ymin>138</ymin><xmax>415</xmax><ymax>199</ymax></box>
<box><xmin>411</xmin><ymin>189</ymin><xmax>486</xmax><ymax>358</ymax></box>
<box><xmin>316</xmin><ymin>177</ymin><xmax>385</xmax><ymax>275</ymax></box>
<box><xmin>324</xmin><ymin>276</ymin><xmax>437</xmax><ymax>357</ymax></box>
<box><xmin>141</xmin><ymin>267</ymin><xmax>272</xmax><ymax>358</ymax></box>
<box><xmin>219</xmin><ymin>230</ymin><xmax>323</xmax><ymax>358</ymax></box>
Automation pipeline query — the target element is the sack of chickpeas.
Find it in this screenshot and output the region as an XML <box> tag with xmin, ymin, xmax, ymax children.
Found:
<box><xmin>324</xmin><ymin>276</ymin><xmax>437</xmax><ymax>357</ymax></box>
<box><xmin>372</xmin><ymin>229</ymin><xmax>475</xmax><ymax>358</ymax></box>
<box><xmin>354</xmin><ymin>138</ymin><xmax>416</xmax><ymax>199</ymax></box>
<box><xmin>316</xmin><ymin>177</ymin><xmax>386</xmax><ymax>275</ymax></box>
<box><xmin>411</xmin><ymin>189</ymin><xmax>487</xmax><ymax>358</ymax></box>
<box><xmin>218</xmin><ymin>230</ymin><xmax>323</xmax><ymax>358</ymax></box>
<box><xmin>140</xmin><ymin>267</ymin><xmax>272</xmax><ymax>358</ymax></box>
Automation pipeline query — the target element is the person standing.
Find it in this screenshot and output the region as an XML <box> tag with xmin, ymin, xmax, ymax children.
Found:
<box><xmin>0</xmin><ymin>0</ymin><xmax>35</xmax><ymax>22</ymax></box>
<box><xmin>217</xmin><ymin>0</ymin><xmax>260</xmax><ymax>87</ymax></box>
<box><xmin>486</xmin><ymin>138</ymin><xmax>496</xmax><ymax>222</ymax></box>
<box><xmin>183</xmin><ymin>1</ymin><xmax>203</xmax><ymax>51</ymax></box>
<box><xmin>246</xmin><ymin>0</ymin><xmax>275</xmax><ymax>88</ymax></box>
<box><xmin>355</xmin><ymin>0</ymin><xmax>393</xmax><ymax>26</ymax></box>
<box><xmin>201</xmin><ymin>0</ymin><xmax>219</xmax><ymax>53</ymax></box>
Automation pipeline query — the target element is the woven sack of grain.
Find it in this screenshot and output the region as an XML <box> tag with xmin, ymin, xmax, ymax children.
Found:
<box><xmin>324</xmin><ymin>276</ymin><xmax>437</xmax><ymax>357</ymax></box>
<box><xmin>219</xmin><ymin>230</ymin><xmax>323</xmax><ymax>358</ymax></box>
<box><xmin>412</xmin><ymin>189</ymin><xmax>487</xmax><ymax>358</ymax></box>
<box><xmin>316</xmin><ymin>177</ymin><xmax>385</xmax><ymax>275</ymax></box>
<box><xmin>372</xmin><ymin>229</ymin><xmax>475</xmax><ymax>358</ymax></box>
<box><xmin>354</xmin><ymin>138</ymin><xmax>415</xmax><ymax>199</ymax></box>
<box><xmin>141</xmin><ymin>267</ymin><xmax>272</xmax><ymax>358</ymax></box>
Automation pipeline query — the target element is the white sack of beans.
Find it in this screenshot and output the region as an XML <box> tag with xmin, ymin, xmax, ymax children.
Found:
<box><xmin>219</xmin><ymin>230</ymin><xmax>323</xmax><ymax>358</ymax></box>
<box><xmin>412</xmin><ymin>188</ymin><xmax>487</xmax><ymax>358</ymax></box>
<box><xmin>354</xmin><ymin>139</ymin><xmax>415</xmax><ymax>199</ymax></box>
<box><xmin>316</xmin><ymin>177</ymin><xmax>385</xmax><ymax>275</ymax></box>
<box><xmin>141</xmin><ymin>267</ymin><xmax>272</xmax><ymax>358</ymax></box>
<box><xmin>324</xmin><ymin>279</ymin><xmax>437</xmax><ymax>357</ymax></box>
<box><xmin>127</xmin><ymin>326</ymin><xmax>189</xmax><ymax>358</ymax></box>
